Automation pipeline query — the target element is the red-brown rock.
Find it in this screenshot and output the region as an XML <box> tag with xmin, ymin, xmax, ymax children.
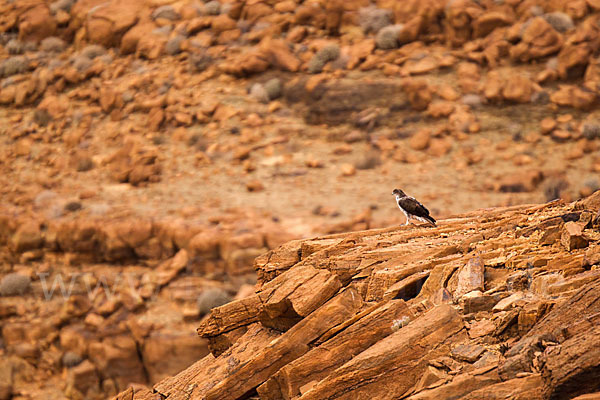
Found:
<box><xmin>409</xmin><ymin>129</ymin><xmax>431</xmax><ymax>150</ymax></box>
<box><xmin>402</xmin><ymin>78</ymin><xmax>432</xmax><ymax>111</ymax></box>
<box><xmin>473</xmin><ymin>12</ymin><xmax>513</xmax><ymax>38</ymax></box>
<box><xmin>550</xmin><ymin>85</ymin><xmax>596</xmax><ymax>109</ymax></box>
<box><xmin>561</xmin><ymin>221</ymin><xmax>589</xmax><ymax>251</ymax></box>
<box><xmin>502</xmin><ymin>75</ymin><xmax>535</xmax><ymax>103</ymax></box>
<box><xmin>510</xmin><ymin>17</ymin><xmax>563</xmax><ymax>62</ymax></box>
<box><xmin>85</xmin><ymin>0</ymin><xmax>142</xmax><ymax>47</ymax></box>
<box><xmin>18</xmin><ymin>4</ymin><xmax>57</xmax><ymax>42</ymax></box>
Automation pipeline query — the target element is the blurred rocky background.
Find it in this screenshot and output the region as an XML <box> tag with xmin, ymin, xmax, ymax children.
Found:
<box><xmin>1</xmin><ymin>0</ymin><xmax>600</xmax><ymax>398</ymax></box>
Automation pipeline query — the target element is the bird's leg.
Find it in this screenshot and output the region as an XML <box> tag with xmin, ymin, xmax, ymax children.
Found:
<box><xmin>404</xmin><ymin>218</ymin><xmax>410</xmax><ymax>226</ymax></box>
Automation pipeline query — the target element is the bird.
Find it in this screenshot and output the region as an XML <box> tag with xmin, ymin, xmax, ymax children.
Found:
<box><xmin>392</xmin><ymin>189</ymin><xmax>436</xmax><ymax>226</ymax></box>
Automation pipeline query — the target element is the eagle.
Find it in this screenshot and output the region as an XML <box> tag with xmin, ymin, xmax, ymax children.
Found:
<box><xmin>392</xmin><ymin>189</ymin><xmax>436</xmax><ymax>226</ymax></box>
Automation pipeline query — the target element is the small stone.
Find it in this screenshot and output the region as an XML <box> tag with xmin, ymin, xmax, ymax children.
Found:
<box><xmin>503</xmin><ymin>75</ymin><xmax>535</xmax><ymax>103</ymax></box>
<box><xmin>473</xmin><ymin>11</ymin><xmax>513</xmax><ymax>38</ymax></box>
<box><xmin>14</xmin><ymin>342</ymin><xmax>39</xmax><ymax>360</ymax></box>
<box><xmin>427</xmin><ymin>101</ymin><xmax>455</xmax><ymax>118</ymax></box>
<box><xmin>550</xmin><ymin>85</ymin><xmax>596</xmax><ymax>110</ymax></box>
<box><xmin>340</xmin><ymin>163</ymin><xmax>356</xmax><ymax>176</ymax></box>
<box><xmin>10</xmin><ymin>222</ymin><xmax>43</xmax><ymax>252</ymax></box>
<box><xmin>428</xmin><ymin>138</ymin><xmax>452</xmax><ymax>157</ymax></box>
<box><xmin>409</xmin><ymin>129</ymin><xmax>430</xmax><ymax>151</ymax></box>
<box><xmin>497</xmin><ymin>170</ymin><xmax>544</xmax><ymax>192</ymax></box>
<box><xmin>84</xmin><ymin>313</ymin><xmax>105</xmax><ymax>328</ymax></box>
<box><xmin>174</xmin><ymin>112</ymin><xmax>193</xmax><ymax>126</ymax></box>
<box><xmin>281</xmin><ymin>24</ymin><xmax>304</xmax><ymax>42</ymax></box>
<box><xmin>566</xmin><ymin>146</ymin><xmax>584</xmax><ymax>160</ymax></box>
<box><xmin>211</xmin><ymin>14</ymin><xmax>236</xmax><ymax>33</ymax></box>
<box><xmin>540</xmin><ymin>118</ymin><xmax>557</xmax><ymax>134</ymax></box>
<box><xmin>305</xmin><ymin>158</ymin><xmax>324</xmax><ymax>168</ymax></box>
<box><xmin>561</xmin><ymin>221</ymin><xmax>589</xmax><ymax>251</ymax></box>
<box><xmin>246</xmin><ymin>180</ymin><xmax>264</xmax><ymax>192</ymax></box>
<box><xmin>551</xmin><ymin>129</ymin><xmax>571</xmax><ymax>142</ymax></box>
<box><xmin>332</xmin><ymin>144</ymin><xmax>352</xmax><ymax>155</ymax></box>
<box><xmin>268</xmin><ymin>101</ymin><xmax>282</xmax><ymax>113</ymax></box>
<box><xmin>402</xmin><ymin>78</ymin><xmax>432</xmax><ymax>111</ymax></box>
<box><xmin>437</xmin><ymin>84</ymin><xmax>459</xmax><ymax>101</ymax></box>
<box><xmin>404</xmin><ymin>56</ymin><xmax>438</xmax><ymax>75</ymax></box>
<box><xmin>79</xmin><ymin>190</ymin><xmax>97</xmax><ymax>201</ymax></box>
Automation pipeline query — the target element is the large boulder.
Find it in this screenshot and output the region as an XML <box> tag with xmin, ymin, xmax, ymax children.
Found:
<box><xmin>81</xmin><ymin>0</ymin><xmax>144</xmax><ymax>47</ymax></box>
<box><xmin>18</xmin><ymin>3</ymin><xmax>57</xmax><ymax>42</ymax></box>
<box><xmin>510</xmin><ymin>17</ymin><xmax>563</xmax><ymax>62</ymax></box>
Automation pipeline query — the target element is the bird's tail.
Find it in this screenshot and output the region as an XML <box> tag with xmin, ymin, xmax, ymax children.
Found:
<box><xmin>426</xmin><ymin>216</ymin><xmax>436</xmax><ymax>226</ymax></box>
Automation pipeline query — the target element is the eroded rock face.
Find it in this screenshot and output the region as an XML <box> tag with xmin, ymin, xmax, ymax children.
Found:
<box><xmin>136</xmin><ymin>191</ymin><xmax>600</xmax><ymax>400</ymax></box>
<box><xmin>0</xmin><ymin>207</ymin><xmax>295</xmax><ymax>399</ymax></box>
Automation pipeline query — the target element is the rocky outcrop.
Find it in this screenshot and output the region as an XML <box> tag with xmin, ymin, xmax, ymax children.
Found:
<box><xmin>2</xmin><ymin>0</ymin><xmax>600</xmax><ymax>135</ymax></box>
<box><xmin>0</xmin><ymin>206</ymin><xmax>296</xmax><ymax>399</ymax></box>
<box><xmin>110</xmin><ymin>191</ymin><xmax>600</xmax><ymax>400</ymax></box>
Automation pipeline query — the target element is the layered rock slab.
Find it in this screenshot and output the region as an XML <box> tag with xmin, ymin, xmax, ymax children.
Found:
<box><xmin>130</xmin><ymin>192</ymin><xmax>600</xmax><ymax>400</ymax></box>
<box><xmin>298</xmin><ymin>304</ymin><xmax>465</xmax><ymax>400</ymax></box>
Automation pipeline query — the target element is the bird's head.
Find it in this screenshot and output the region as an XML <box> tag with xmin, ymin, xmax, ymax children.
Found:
<box><xmin>392</xmin><ymin>189</ymin><xmax>406</xmax><ymax>197</ymax></box>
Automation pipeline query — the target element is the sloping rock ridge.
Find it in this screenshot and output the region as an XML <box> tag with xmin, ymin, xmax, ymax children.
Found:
<box><xmin>115</xmin><ymin>191</ymin><xmax>600</xmax><ymax>400</ymax></box>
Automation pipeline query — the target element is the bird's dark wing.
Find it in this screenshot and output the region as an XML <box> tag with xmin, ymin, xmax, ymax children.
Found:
<box><xmin>398</xmin><ymin>197</ymin><xmax>432</xmax><ymax>219</ymax></box>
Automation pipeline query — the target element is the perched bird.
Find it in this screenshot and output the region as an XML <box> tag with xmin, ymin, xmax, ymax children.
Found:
<box><xmin>392</xmin><ymin>189</ymin><xmax>436</xmax><ymax>226</ymax></box>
